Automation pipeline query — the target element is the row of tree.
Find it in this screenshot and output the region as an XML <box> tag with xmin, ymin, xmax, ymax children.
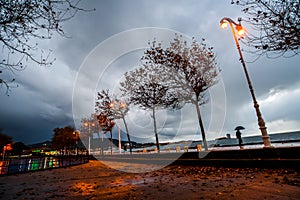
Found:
<box><xmin>2</xmin><ymin>0</ymin><xmax>298</xmax><ymax>153</ymax></box>
<box><xmin>94</xmin><ymin>35</ymin><xmax>219</xmax><ymax>152</ymax></box>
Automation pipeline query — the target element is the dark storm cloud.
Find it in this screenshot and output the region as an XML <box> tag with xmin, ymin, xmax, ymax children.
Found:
<box><xmin>0</xmin><ymin>0</ymin><xmax>299</xmax><ymax>144</ymax></box>
<box><xmin>0</xmin><ymin>58</ymin><xmax>75</xmax><ymax>143</ymax></box>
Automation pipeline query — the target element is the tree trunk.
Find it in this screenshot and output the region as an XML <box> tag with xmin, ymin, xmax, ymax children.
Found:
<box><xmin>194</xmin><ymin>101</ymin><xmax>208</xmax><ymax>151</ymax></box>
<box><xmin>152</xmin><ymin>107</ymin><xmax>160</xmax><ymax>152</ymax></box>
<box><xmin>101</xmin><ymin>130</ymin><xmax>104</xmax><ymax>156</ymax></box>
<box><xmin>122</xmin><ymin>117</ymin><xmax>132</xmax><ymax>154</ymax></box>
<box><xmin>110</xmin><ymin>130</ymin><xmax>113</xmax><ymax>154</ymax></box>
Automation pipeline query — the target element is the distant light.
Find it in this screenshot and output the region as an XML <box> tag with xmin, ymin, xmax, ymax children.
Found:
<box><xmin>109</xmin><ymin>102</ymin><xmax>114</xmax><ymax>108</ymax></box>
<box><xmin>121</xmin><ymin>102</ymin><xmax>126</xmax><ymax>108</ymax></box>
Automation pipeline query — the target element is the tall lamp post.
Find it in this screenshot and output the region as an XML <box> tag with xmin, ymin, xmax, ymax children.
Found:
<box><xmin>220</xmin><ymin>17</ymin><xmax>273</xmax><ymax>148</ymax></box>
<box><xmin>110</xmin><ymin>101</ymin><xmax>122</xmax><ymax>153</ymax></box>
<box><xmin>84</xmin><ymin>121</ymin><xmax>95</xmax><ymax>154</ymax></box>
<box><xmin>110</xmin><ymin>100</ymin><xmax>132</xmax><ymax>154</ymax></box>
<box><xmin>97</xmin><ymin>113</ymin><xmax>107</xmax><ymax>156</ymax></box>
<box><xmin>73</xmin><ymin>130</ymin><xmax>80</xmax><ymax>155</ymax></box>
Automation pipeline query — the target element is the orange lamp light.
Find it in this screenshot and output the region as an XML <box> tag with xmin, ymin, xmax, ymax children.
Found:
<box><xmin>236</xmin><ymin>24</ymin><xmax>245</xmax><ymax>36</ymax></box>
<box><xmin>220</xmin><ymin>21</ymin><xmax>228</xmax><ymax>29</ymax></box>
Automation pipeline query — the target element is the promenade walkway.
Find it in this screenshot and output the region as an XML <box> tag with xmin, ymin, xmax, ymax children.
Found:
<box><xmin>0</xmin><ymin>160</ymin><xmax>299</xmax><ymax>199</ymax></box>
<box><xmin>98</xmin><ymin>146</ymin><xmax>300</xmax><ymax>169</ymax></box>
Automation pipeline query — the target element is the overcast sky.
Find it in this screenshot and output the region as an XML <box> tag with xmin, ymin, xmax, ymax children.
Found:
<box><xmin>1</xmin><ymin>0</ymin><xmax>299</xmax><ymax>145</ymax></box>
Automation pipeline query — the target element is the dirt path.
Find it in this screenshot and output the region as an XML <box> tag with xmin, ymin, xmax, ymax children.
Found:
<box><xmin>0</xmin><ymin>160</ymin><xmax>299</xmax><ymax>199</ymax></box>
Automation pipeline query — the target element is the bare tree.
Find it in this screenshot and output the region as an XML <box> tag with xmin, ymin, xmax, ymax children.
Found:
<box><xmin>96</xmin><ymin>113</ymin><xmax>115</xmax><ymax>154</ymax></box>
<box><xmin>95</xmin><ymin>90</ymin><xmax>117</xmax><ymax>154</ymax></box>
<box><xmin>0</xmin><ymin>0</ymin><xmax>92</xmax><ymax>93</ymax></box>
<box><xmin>95</xmin><ymin>90</ymin><xmax>115</xmax><ymax>119</ymax></box>
<box><xmin>120</xmin><ymin>65</ymin><xmax>181</xmax><ymax>152</ymax></box>
<box><xmin>95</xmin><ymin>90</ymin><xmax>132</xmax><ymax>153</ymax></box>
<box><xmin>231</xmin><ymin>0</ymin><xmax>300</xmax><ymax>57</ymax></box>
<box><xmin>144</xmin><ymin>35</ymin><xmax>219</xmax><ymax>151</ymax></box>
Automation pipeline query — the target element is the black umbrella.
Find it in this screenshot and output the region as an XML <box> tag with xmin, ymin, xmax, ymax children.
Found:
<box><xmin>235</xmin><ymin>126</ymin><xmax>245</xmax><ymax>131</ymax></box>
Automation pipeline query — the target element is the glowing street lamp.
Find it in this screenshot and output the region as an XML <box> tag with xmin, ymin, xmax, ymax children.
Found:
<box><xmin>84</xmin><ymin>121</ymin><xmax>95</xmax><ymax>154</ymax></box>
<box><xmin>220</xmin><ymin>17</ymin><xmax>273</xmax><ymax>148</ymax></box>
<box><xmin>220</xmin><ymin>18</ymin><xmax>246</xmax><ymax>37</ymax></box>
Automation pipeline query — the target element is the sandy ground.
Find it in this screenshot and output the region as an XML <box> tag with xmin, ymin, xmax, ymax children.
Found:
<box><xmin>0</xmin><ymin>160</ymin><xmax>299</xmax><ymax>200</ymax></box>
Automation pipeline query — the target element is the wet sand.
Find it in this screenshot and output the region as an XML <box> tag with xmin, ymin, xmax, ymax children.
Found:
<box><xmin>0</xmin><ymin>160</ymin><xmax>299</xmax><ymax>200</ymax></box>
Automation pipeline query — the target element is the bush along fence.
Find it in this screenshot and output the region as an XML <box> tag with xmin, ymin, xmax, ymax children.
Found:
<box><xmin>0</xmin><ymin>155</ymin><xmax>89</xmax><ymax>175</ymax></box>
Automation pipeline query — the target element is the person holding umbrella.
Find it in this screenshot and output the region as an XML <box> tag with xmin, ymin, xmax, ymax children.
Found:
<box><xmin>235</xmin><ymin>126</ymin><xmax>245</xmax><ymax>149</ymax></box>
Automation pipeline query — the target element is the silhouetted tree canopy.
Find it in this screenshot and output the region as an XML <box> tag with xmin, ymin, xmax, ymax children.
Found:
<box><xmin>95</xmin><ymin>90</ymin><xmax>117</xmax><ymax>133</ymax></box>
<box><xmin>95</xmin><ymin>90</ymin><xmax>117</xmax><ymax>154</ymax></box>
<box><xmin>96</xmin><ymin>91</ymin><xmax>133</xmax><ymax>153</ymax></box>
<box><xmin>11</xmin><ymin>142</ymin><xmax>28</xmax><ymax>155</ymax></box>
<box><xmin>95</xmin><ymin>90</ymin><xmax>115</xmax><ymax>121</ymax></box>
<box><xmin>0</xmin><ymin>0</ymin><xmax>92</xmax><ymax>93</ymax></box>
<box><xmin>232</xmin><ymin>0</ymin><xmax>300</xmax><ymax>57</ymax></box>
<box><xmin>51</xmin><ymin>126</ymin><xmax>76</xmax><ymax>151</ymax></box>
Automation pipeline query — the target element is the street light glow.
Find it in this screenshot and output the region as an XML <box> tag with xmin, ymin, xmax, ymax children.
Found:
<box><xmin>220</xmin><ymin>17</ymin><xmax>245</xmax><ymax>37</ymax></box>
<box><xmin>121</xmin><ymin>102</ymin><xmax>126</xmax><ymax>108</ymax></box>
<box><xmin>236</xmin><ymin>24</ymin><xmax>245</xmax><ymax>36</ymax></box>
<box><xmin>83</xmin><ymin>121</ymin><xmax>96</xmax><ymax>154</ymax></box>
<box><xmin>220</xmin><ymin>21</ymin><xmax>228</xmax><ymax>29</ymax></box>
<box><xmin>109</xmin><ymin>102</ymin><xmax>114</xmax><ymax>108</ymax></box>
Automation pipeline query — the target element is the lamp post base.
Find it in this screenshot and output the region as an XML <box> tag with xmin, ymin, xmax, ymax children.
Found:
<box><xmin>262</xmin><ymin>136</ymin><xmax>274</xmax><ymax>148</ymax></box>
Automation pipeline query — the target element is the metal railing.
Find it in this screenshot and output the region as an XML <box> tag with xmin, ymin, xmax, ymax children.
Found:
<box><xmin>0</xmin><ymin>155</ymin><xmax>89</xmax><ymax>175</ymax></box>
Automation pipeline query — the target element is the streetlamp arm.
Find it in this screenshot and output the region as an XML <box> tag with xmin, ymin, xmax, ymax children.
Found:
<box><xmin>220</xmin><ymin>17</ymin><xmax>240</xmax><ymax>26</ymax></box>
